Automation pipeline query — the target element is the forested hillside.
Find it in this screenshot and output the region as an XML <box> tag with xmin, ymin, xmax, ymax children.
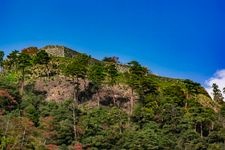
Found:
<box><xmin>0</xmin><ymin>46</ymin><xmax>225</xmax><ymax>150</ymax></box>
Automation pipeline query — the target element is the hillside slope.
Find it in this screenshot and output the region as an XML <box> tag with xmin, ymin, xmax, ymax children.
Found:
<box><xmin>0</xmin><ymin>45</ymin><xmax>224</xmax><ymax>150</ymax></box>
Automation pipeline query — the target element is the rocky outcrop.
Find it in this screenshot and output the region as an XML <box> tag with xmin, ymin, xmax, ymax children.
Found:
<box><xmin>41</xmin><ymin>45</ymin><xmax>79</xmax><ymax>57</ymax></box>
<box><xmin>34</xmin><ymin>76</ymin><xmax>137</xmax><ymax>111</ymax></box>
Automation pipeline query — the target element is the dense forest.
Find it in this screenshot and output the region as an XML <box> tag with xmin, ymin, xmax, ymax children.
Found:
<box><xmin>0</xmin><ymin>46</ymin><xmax>225</xmax><ymax>150</ymax></box>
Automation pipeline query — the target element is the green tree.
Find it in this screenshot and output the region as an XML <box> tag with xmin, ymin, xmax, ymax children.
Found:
<box><xmin>80</xmin><ymin>107</ymin><xmax>128</xmax><ymax>149</ymax></box>
<box><xmin>0</xmin><ymin>51</ymin><xmax>4</xmax><ymax>71</ymax></box>
<box><xmin>221</xmin><ymin>103</ymin><xmax>225</xmax><ymax>117</ymax></box>
<box><xmin>34</xmin><ymin>50</ymin><xmax>51</xmax><ymax>78</ymax></box>
<box><xmin>88</xmin><ymin>62</ymin><xmax>105</xmax><ymax>107</ymax></box>
<box><xmin>126</xmin><ymin>61</ymin><xmax>148</xmax><ymax>114</ymax></box>
<box><xmin>62</xmin><ymin>54</ymin><xmax>90</xmax><ymax>141</ymax></box>
<box><xmin>51</xmin><ymin>101</ymin><xmax>74</xmax><ymax>145</ymax></box>
<box><xmin>17</xmin><ymin>53</ymin><xmax>32</xmax><ymax>95</ymax></box>
<box><xmin>188</xmin><ymin>106</ymin><xmax>215</xmax><ymax>138</ymax></box>
<box><xmin>138</xmin><ymin>77</ymin><xmax>158</xmax><ymax>104</ymax></box>
<box><xmin>63</xmin><ymin>54</ymin><xmax>90</xmax><ymax>101</ymax></box>
<box><xmin>6</xmin><ymin>50</ymin><xmax>19</xmax><ymax>70</ymax></box>
<box><xmin>75</xmin><ymin>53</ymin><xmax>91</xmax><ymax>88</ymax></box>
<box><xmin>117</xmin><ymin>122</ymin><xmax>174</xmax><ymax>149</ymax></box>
<box><xmin>63</xmin><ymin>60</ymin><xmax>82</xmax><ymax>141</ymax></box>
<box><xmin>183</xmin><ymin>79</ymin><xmax>201</xmax><ymax>109</ymax></box>
<box><xmin>212</xmin><ymin>83</ymin><xmax>224</xmax><ymax>104</ymax></box>
<box><xmin>105</xmin><ymin>63</ymin><xmax>119</xmax><ymax>105</ymax></box>
<box><xmin>105</xmin><ymin>63</ymin><xmax>118</xmax><ymax>86</ymax></box>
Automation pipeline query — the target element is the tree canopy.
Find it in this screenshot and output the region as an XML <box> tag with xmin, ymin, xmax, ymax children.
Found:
<box><xmin>0</xmin><ymin>48</ymin><xmax>225</xmax><ymax>149</ymax></box>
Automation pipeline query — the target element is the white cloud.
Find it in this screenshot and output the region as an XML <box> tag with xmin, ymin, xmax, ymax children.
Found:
<box><xmin>205</xmin><ymin>69</ymin><xmax>225</xmax><ymax>98</ymax></box>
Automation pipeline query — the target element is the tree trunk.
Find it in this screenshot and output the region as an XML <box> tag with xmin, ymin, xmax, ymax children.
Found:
<box><xmin>97</xmin><ymin>89</ymin><xmax>100</xmax><ymax>108</ymax></box>
<box><xmin>185</xmin><ymin>92</ymin><xmax>189</xmax><ymax>110</ymax></box>
<box><xmin>119</xmin><ymin>113</ymin><xmax>122</xmax><ymax>134</ymax></box>
<box><xmin>195</xmin><ymin>124</ymin><xmax>197</xmax><ymax>133</ymax></box>
<box><xmin>3</xmin><ymin>117</ymin><xmax>10</xmax><ymax>140</ymax></box>
<box><xmin>211</xmin><ymin>122</ymin><xmax>214</xmax><ymax>130</ymax></box>
<box><xmin>20</xmin><ymin>68</ymin><xmax>25</xmax><ymax>95</ymax></box>
<box><xmin>73</xmin><ymin>77</ymin><xmax>80</xmax><ymax>103</ymax></box>
<box><xmin>20</xmin><ymin>128</ymin><xmax>26</xmax><ymax>149</ymax></box>
<box><xmin>130</xmin><ymin>88</ymin><xmax>134</xmax><ymax>115</ymax></box>
<box><xmin>72</xmin><ymin>77</ymin><xmax>79</xmax><ymax>141</ymax></box>
<box><xmin>200</xmin><ymin>123</ymin><xmax>203</xmax><ymax>138</ymax></box>
<box><xmin>72</xmin><ymin>103</ymin><xmax>77</xmax><ymax>141</ymax></box>
<box><xmin>185</xmin><ymin>100</ymin><xmax>188</xmax><ymax>110</ymax></box>
<box><xmin>112</xmin><ymin>86</ymin><xmax>116</xmax><ymax>106</ymax></box>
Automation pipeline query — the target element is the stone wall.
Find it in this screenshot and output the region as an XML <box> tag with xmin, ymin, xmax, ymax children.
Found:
<box><xmin>42</xmin><ymin>45</ymin><xmax>78</xmax><ymax>58</ymax></box>
<box><xmin>42</xmin><ymin>45</ymin><xmax>65</xmax><ymax>57</ymax></box>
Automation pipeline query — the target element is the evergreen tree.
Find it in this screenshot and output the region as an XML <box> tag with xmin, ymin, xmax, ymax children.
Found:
<box><xmin>105</xmin><ymin>63</ymin><xmax>119</xmax><ymax>105</ymax></box>
<box><xmin>34</xmin><ymin>50</ymin><xmax>51</xmax><ymax>78</ymax></box>
<box><xmin>126</xmin><ymin>61</ymin><xmax>148</xmax><ymax>114</ymax></box>
<box><xmin>62</xmin><ymin>54</ymin><xmax>90</xmax><ymax>141</ymax></box>
<box><xmin>88</xmin><ymin>62</ymin><xmax>106</xmax><ymax>107</ymax></box>
<box><xmin>6</xmin><ymin>50</ymin><xmax>19</xmax><ymax>70</ymax></box>
<box><xmin>17</xmin><ymin>53</ymin><xmax>32</xmax><ymax>95</ymax></box>
<box><xmin>75</xmin><ymin>53</ymin><xmax>91</xmax><ymax>88</ymax></box>
<box><xmin>212</xmin><ymin>83</ymin><xmax>224</xmax><ymax>104</ymax></box>
<box><xmin>0</xmin><ymin>51</ymin><xmax>4</xmax><ymax>71</ymax></box>
<box><xmin>63</xmin><ymin>56</ymin><xmax>88</xmax><ymax>101</ymax></box>
<box><xmin>105</xmin><ymin>63</ymin><xmax>118</xmax><ymax>86</ymax></box>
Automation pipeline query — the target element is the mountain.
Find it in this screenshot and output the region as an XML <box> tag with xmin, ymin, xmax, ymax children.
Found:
<box><xmin>0</xmin><ymin>45</ymin><xmax>224</xmax><ymax>149</ymax></box>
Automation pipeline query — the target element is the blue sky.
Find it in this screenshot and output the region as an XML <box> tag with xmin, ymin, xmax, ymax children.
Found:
<box><xmin>0</xmin><ymin>0</ymin><xmax>225</xmax><ymax>85</ymax></box>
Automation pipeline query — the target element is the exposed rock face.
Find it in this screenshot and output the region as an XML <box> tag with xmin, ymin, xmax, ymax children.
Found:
<box><xmin>34</xmin><ymin>76</ymin><xmax>136</xmax><ymax>111</ymax></box>
<box><xmin>42</xmin><ymin>45</ymin><xmax>79</xmax><ymax>57</ymax></box>
<box><xmin>34</xmin><ymin>76</ymin><xmax>74</xmax><ymax>101</ymax></box>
